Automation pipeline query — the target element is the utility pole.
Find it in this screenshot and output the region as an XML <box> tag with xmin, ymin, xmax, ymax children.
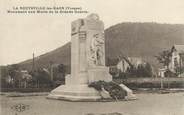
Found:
<box><xmin>49</xmin><ymin>61</ymin><xmax>54</xmax><ymax>82</ymax></box>
<box><xmin>32</xmin><ymin>53</ymin><xmax>35</xmax><ymax>72</ymax></box>
<box><xmin>32</xmin><ymin>52</ymin><xmax>38</xmax><ymax>88</ymax></box>
<box><xmin>161</xmin><ymin>77</ymin><xmax>163</xmax><ymax>89</ymax></box>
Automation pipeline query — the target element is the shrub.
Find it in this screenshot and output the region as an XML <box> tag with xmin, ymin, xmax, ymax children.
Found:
<box><xmin>164</xmin><ymin>69</ymin><xmax>177</xmax><ymax>77</ymax></box>
<box><xmin>88</xmin><ymin>81</ymin><xmax>127</xmax><ymax>99</ymax></box>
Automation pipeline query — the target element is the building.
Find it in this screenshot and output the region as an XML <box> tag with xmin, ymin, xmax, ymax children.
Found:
<box><xmin>169</xmin><ymin>44</ymin><xmax>184</xmax><ymax>77</ymax></box>
<box><xmin>158</xmin><ymin>68</ymin><xmax>167</xmax><ymax>78</ymax></box>
<box><xmin>108</xmin><ymin>57</ymin><xmax>145</xmax><ymax>77</ymax></box>
<box><xmin>117</xmin><ymin>57</ymin><xmax>145</xmax><ymax>72</ymax></box>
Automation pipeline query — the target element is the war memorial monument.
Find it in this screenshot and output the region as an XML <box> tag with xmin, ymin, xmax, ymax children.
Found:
<box><xmin>48</xmin><ymin>14</ymin><xmax>113</xmax><ymax>101</ymax></box>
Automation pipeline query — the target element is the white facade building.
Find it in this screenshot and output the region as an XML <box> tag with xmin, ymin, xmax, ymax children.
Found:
<box><xmin>169</xmin><ymin>45</ymin><xmax>184</xmax><ymax>77</ymax></box>
<box><xmin>117</xmin><ymin>57</ymin><xmax>144</xmax><ymax>72</ymax></box>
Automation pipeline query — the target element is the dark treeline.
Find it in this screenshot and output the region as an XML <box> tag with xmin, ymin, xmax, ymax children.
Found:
<box><xmin>0</xmin><ymin>63</ymin><xmax>68</xmax><ymax>91</ymax></box>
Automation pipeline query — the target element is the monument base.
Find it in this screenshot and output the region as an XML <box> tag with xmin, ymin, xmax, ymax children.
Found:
<box><xmin>88</xmin><ymin>66</ymin><xmax>112</xmax><ymax>83</ymax></box>
<box><xmin>47</xmin><ymin>84</ymin><xmax>101</xmax><ymax>101</ymax></box>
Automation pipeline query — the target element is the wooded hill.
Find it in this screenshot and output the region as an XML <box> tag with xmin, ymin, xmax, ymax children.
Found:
<box><xmin>19</xmin><ymin>22</ymin><xmax>184</xmax><ymax>73</ymax></box>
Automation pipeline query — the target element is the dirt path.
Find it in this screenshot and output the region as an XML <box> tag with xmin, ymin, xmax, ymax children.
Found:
<box><xmin>1</xmin><ymin>92</ymin><xmax>184</xmax><ymax>115</ymax></box>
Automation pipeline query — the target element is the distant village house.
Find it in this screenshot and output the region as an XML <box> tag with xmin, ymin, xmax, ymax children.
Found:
<box><xmin>169</xmin><ymin>45</ymin><xmax>184</xmax><ymax>76</ymax></box>
<box><xmin>117</xmin><ymin>57</ymin><xmax>145</xmax><ymax>73</ymax></box>
<box><xmin>158</xmin><ymin>44</ymin><xmax>184</xmax><ymax>77</ymax></box>
<box><xmin>109</xmin><ymin>57</ymin><xmax>145</xmax><ymax>77</ymax></box>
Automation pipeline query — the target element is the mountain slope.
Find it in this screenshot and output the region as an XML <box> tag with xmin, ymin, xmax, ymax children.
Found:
<box><xmin>20</xmin><ymin>43</ymin><xmax>71</xmax><ymax>71</ymax></box>
<box><xmin>19</xmin><ymin>22</ymin><xmax>184</xmax><ymax>72</ymax></box>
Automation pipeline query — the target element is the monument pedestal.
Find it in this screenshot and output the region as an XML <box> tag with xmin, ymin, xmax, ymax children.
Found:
<box><xmin>88</xmin><ymin>66</ymin><xmax>112</xmax><ymax>83</ymax></box>
<box><xmin>48</xmin><ymin>85</ymin><xmax>101</xmax><ymax>101</ymax></box>
<box><xmin>48</xmin><ymin>67</ymin><xmax>112</xmax><ymax>101</ymax></box>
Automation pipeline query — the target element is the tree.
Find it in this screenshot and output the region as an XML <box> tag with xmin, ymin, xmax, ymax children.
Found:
<box><xmin>29</xmin><ymin>68</ymin><xmax>51</xmax><ymax>88</ymax></box>
<box><xmin>136</xmin><ymin>65</ymin><xmax>145</xmax><ymax>77</ymax></box>
<box><xmin>155</xmin><ymin>50</ymin><xmax>172</xmax><ymax>69</ymax></box>
<box><xmin>175</xmin><ymin>66</ymin><xmax>184</xmax><ymax>76</ymax></box>
<box><xmin>8</xmin><ymin>64</ymin><xmax>20</xmax><ymax>77</ymax></box>
<box><xmin>126</xmin><ymin>66</ymin><xmax>137</xmax><ymax>77</ymax></box>
<box><xmin>164</xmin><ymin>69</ymin><xmax>177</xmax><ymax>77</ymax></box>
<box><xmin>0</xmin><ymin>66</ymin><xmax>9</xmax><ymax>87</ymax></box>
<box><xmin>36</xmin><ymin>69</ymin><xmax>51</xmax><ymax>86</ymax></box>
<box><xmin>126</xmin><ymin>63</ymin><xmax>153</xmax><ymax>77</ymax></box>
<box><xmin>8</xmin><ymin>64</ymin><xmax>22</xmax><ymax>88</ymax></box>
<box><xmin>56</xmin><ymin>64</ymin><xmax>66</xmax><ymax>81</ymax></box>
<box><xmin>58</xmin><ymin>64</ymin><xmax>66</xmax><ymax>75</ymax></box>
<box><xmin>143</xmin><ymin>63</ymin><xmax>153</xmax><ymax>77</ymax></box>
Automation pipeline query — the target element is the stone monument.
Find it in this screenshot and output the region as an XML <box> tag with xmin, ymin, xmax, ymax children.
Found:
<box><xmin>48</xmin><ymin>14</ymin><xmax>112</xmax><ymax>101</ymax></box>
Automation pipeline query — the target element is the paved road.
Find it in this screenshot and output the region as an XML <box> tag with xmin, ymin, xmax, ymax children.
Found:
<box><xmin>1</xmin><ymin>92</ymin><xmax>184</xmax><ymax>115</ymax></box>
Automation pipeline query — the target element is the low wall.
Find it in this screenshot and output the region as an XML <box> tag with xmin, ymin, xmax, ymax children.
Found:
<box><xmin>113</xmin><ymin>77</ymin><xmax>184</xmax><ymax>89</ymax></box>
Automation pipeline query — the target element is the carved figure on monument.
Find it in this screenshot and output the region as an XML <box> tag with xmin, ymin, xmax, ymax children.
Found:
<box><xmin>90</xmin><ymin>33</ymin><xmax>105</xmax><ymax>66</ymax></box>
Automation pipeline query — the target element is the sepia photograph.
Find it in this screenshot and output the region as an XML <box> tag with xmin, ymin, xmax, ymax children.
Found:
<box><xmin>0</xmin><ymin>0</ymin><xmax>184</xmax><ymax>115</ymax></box>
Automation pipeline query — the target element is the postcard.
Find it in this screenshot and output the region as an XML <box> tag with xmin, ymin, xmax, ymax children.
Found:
<box><xmin>1</xmin><ymin>1</ymin><xmax>184</xmax><ymax>115</ymax></box>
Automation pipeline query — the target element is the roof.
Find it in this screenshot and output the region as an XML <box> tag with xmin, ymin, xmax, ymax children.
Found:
<box><xmin>172</xmin><ymin>45</ymin><xmax>184</xmax><ymax>54</ymax></box>
<box><xmin>108</xmin><ymin>56</ymin><xmax>144</xmax><ymax>66</ymax></box>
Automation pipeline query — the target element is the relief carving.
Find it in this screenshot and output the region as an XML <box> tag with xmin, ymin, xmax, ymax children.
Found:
<box><xmin>90</xmin><ymin>32</ymin><xmax>105</xmax><ymax>66</ymax></box>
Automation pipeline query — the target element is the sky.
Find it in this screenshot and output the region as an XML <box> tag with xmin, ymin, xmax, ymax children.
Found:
<box><xmin>0</xmin><ymin>0</ymin><xmax>184</xmax><ymax>65</ymax></box>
